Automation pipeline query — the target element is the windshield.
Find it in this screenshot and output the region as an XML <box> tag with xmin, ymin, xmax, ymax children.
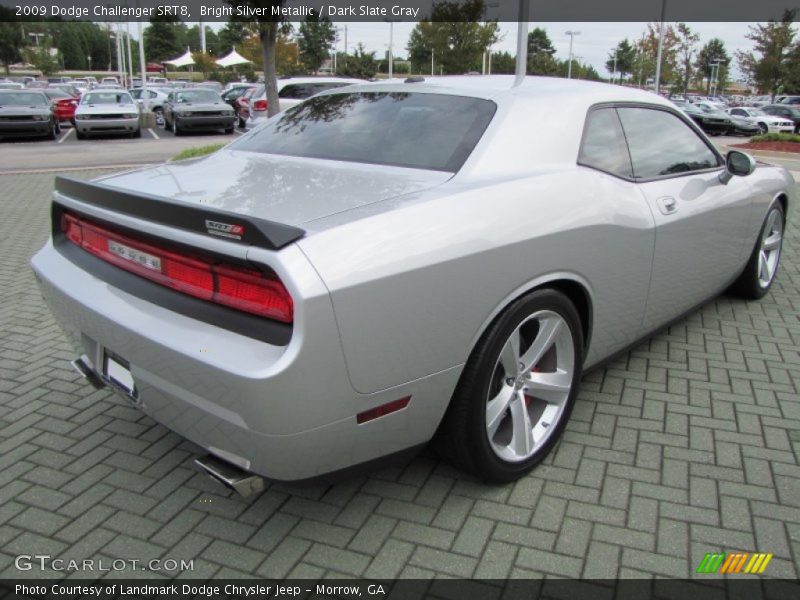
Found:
<box><xmin>233</xmin><ymin>91</ymin><xmax>496</xmax><ymax>172</ymax></box>
<box><xmin>82</xmin><ymin>91</ymin><xmax>133</xmax><ymax>104</ymax></box>
<box><xmin>174</xmin><ymin>89</ymin><xmax>220</xmax><ymax>103</ymax></box>
<box><xmin>0</xmin><ymin>92</ymin><xmax>49</xmax><ymax>106</ymax></box>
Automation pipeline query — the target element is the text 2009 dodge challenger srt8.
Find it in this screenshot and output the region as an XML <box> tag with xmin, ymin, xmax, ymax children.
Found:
<box><xmin>31</xmin><ymin>77</ymin><xmax>794</xmax><ymax>492</ymax></box>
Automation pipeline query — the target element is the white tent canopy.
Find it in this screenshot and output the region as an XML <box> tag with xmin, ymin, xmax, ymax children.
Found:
<box><xmin>163</xmin><ymin>47</ymin><xmax>194</xmax><ymax>68</ymax></box>
<box><xmin>216</xmin><ymin>48</ymin><xmax>252</xmax><ymax>68</ymax></box>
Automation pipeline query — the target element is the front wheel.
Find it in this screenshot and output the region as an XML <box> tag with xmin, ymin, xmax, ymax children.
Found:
<box><xmin>435</xmin><ymin>289</ymin><xmax>584</xmax><ymax>482</ymax></box>
<box><xmin>172</xmin><ymin>118</ymin><xmax>180</xmax><ymax>136</ymax></box>
<box><xmin>758</xmin><ymin>122</ymin><xmax>768</xmax><ymax>134</ymax></box>
<box><xmin>729</xmin><ymin>202</ymin><xmax>785</xmax><ymax>299</ymax></box>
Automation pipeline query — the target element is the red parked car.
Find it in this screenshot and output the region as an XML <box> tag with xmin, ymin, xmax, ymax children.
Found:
<box><xmin>234</xmin><ymin>86</ymin><xmax>258</xmax><ymax>129</ymax></box>
<box><xmin>43</xmin><ymin>89</ymin><xmax>79</xmax><ymax>124</ymax></box>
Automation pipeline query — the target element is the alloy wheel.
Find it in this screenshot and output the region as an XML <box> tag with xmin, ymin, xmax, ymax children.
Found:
<box><xmin>758</xmin><ymin>208</ymin><xmax>783</xmax><ymax>288</ymax></box>
<box><xmin>485</xmin><ymin>310</ymin><xmax>575</xmax><ymax>463</ymax></box>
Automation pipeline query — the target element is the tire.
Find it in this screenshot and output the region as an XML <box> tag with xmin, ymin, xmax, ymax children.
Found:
<box><xmin>47</xmin><ymin>120</ymin><xmax>57</xmax><ymax>140</ymax></box>
<box><xmin>225</xmin><ymin>126</ymin><xmax>234</xmax><ymax>134</ymax></box>
<box><xmin>55</xmin><ymin>121</ymin><xmax>61</xmax><ymax>135</ymax></box>
<box><xmin>435</xmin><ymin>288</ymin><xmax>584</xmax><ymax>482</ymax></box>
<box><xmin>237</xmin><ymin>115</ymin><xmax>245</xmax><ymax>129</ymax></box>
<box><xmin>758</xmin><ymin>122</ymin><xmax>768</xmax><ymax>134</ymax></box>
<box><xmin>75</xmin><ymin>129</ymin><xmax>86</xmax><ymax>140</ymax></box>
<box><xmin>154</xmin><ymin>108</ymin><xmax>164</xmax><ymax>128</ymax></box>
<box><xmin>728</xmin><ymin>202</ymin><xmax>785</xmax><ymax>299</ymax></box>
<box><xmin>133</xmin><ymin>128</ymin><xmax>141</xmax><ymax>138</ymax></box>
<box><xmin>172</xmin><ymin>118</ymin><xmax>180</xmax><ymax>136</ymax></box>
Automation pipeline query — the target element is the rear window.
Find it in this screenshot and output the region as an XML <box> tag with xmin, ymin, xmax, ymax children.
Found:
<box><xmin>232</xmin><ymin>91</ymin><xmax>496</xmax><ymax>172</ymax></box>
<box><xmin>82</xmin><ymin>92</ymin><xmax>133</xmax><ymax>104</ymax></box>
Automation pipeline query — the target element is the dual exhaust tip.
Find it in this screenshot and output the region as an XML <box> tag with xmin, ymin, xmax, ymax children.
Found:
<box><xmin>71</xmin><ymin>356</ymin><xmax>264</xmax><ymax>498</ymax></box>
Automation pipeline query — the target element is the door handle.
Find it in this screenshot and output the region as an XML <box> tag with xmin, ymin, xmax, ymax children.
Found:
<box><xmin>657</xmin><ymin>196</ymin><xmax>677</xmax><ymax>215</ymax></box>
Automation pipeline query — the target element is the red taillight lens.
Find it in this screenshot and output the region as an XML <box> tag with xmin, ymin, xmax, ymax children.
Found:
<box><xmin>60</xmin><ymin>213</ymin><xmax>293</xmax><ymax>323</ymax></box>
<box><xmin>253</xmin><ymin>99</ymin><xmax>268</xmax><ymax>111</ymax></box>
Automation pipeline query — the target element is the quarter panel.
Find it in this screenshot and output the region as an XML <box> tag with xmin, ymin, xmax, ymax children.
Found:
<box><xmin>299</xmin><ymin>169</ymin><xmax>656</xmax><ymax>393</ymax></box>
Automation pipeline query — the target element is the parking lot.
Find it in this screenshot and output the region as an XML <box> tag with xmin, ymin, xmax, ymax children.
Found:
<box><xmin>0</xmin><ymin>145</ymin><xmax>798</xmax><ymax>582</ymax></box>
<box><xmin>0</xmin><ymin>124</ymin><xmax>242</xmax><ymax>174</ymax></box>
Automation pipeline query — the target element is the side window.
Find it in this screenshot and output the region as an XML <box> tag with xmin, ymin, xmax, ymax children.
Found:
<box><xmin>731</xmin><ymin>108</ymin><xmax>746</xmax><ymax>116</ymax></box>
<box><xmin>578</xmin><ymin>107</ymin><xmax>632</xmax><ymax>178</ymax></box>
<box><xmin>617</xmin><ymin>107</ymin><xmax>720</xmax><ymax>179</ymax></box>
<box><xmin>279</xmin><ymin>84</ymin><xmax>305</xmax><ymax>99</ymax></box>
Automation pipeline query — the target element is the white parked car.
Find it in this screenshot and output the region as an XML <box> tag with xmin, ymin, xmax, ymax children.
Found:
<box><xmin>726</xmin><ymin>107</ymin><xmax>795</xmax><ymax>134</ymax></box>
<box><xmin>74</xmin><ymin>90</ymin><xmax>140</xmax><ymax>139</ymax></box>
<box><xmin>245</xmin><ymin>77</ymin><xmax>364</xmax><ymax>130</ymax></box>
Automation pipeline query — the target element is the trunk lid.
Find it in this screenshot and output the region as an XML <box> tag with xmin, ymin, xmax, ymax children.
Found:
<box><xmin>96</xmin><ymin>149</ymin><xmax>452</xmax><ymax>227</ymax></box>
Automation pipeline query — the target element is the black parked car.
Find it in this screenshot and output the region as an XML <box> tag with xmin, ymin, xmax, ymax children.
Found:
<box><xmin>671</xmin><ymin>100</ymin><xmax>731</xmax><ymax>135</ymax></box>
<box><xmin>762</xmin><ymin>104</ymin><xmax>800</xmax><ymax>133</ymax></box>
<box><xmin>0</xmin><ymin>90</ymin><xmax>60</xmax><ymax>140</ymax></box>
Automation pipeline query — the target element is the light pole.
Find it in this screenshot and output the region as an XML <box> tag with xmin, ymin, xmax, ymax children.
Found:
<box><xmin>710</xmin><ymin>60</ymin><xmax>722</xmax><ymax>97</ymax></box>
<box><xmin>654</xmin><ymin>0</ymin><xmax>667</xmax><ymax>94</ymax></box>
<box><xmin>87</xmin><ymin>55</ymin><xmax>92</xmax><ymax>70</ymax></box>
<box><xmin>565</xmin><ymin>30</ymin><xmax>581</xmax><ymax>79</ymax></box>
<box><xmin>612</xmin><ymin>51</ymin><xmax>618</xmax><ymax>84</ymax></box>
<box><xmin>513</xmin><ymin>0</ymin><xmax>529</xmax><ymax>86</ymax></box>
<box><xmin>387</xmin><ymin>20</ymin><xmax>395</xmax><ymax>79</ymax></box>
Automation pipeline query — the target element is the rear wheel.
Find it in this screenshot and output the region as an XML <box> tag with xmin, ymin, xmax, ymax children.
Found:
<box><xmin>758</xmin><ymin>122</ymin><xmax>768</xmax><ymax>134</ymax></box>
<box><xmin>436</xmin><ymin>289</ymin><xmax>583</xmax><ymax>482</ymax></box>
<box><xmin>172</xmin><ymin>118</ymin><xmax>181</xmax><ymax>136</ymax></box>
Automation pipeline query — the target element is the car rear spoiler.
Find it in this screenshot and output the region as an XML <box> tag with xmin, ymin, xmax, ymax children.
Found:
<box><xmin>53</xmin><ymin>176</ymin><xmax>305</xmax><ymax>250</ymax></box>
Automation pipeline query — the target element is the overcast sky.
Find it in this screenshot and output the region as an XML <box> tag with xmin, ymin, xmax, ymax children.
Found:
<box><xmin>179</xmin><ymin>20</ymin><xmax>756</xmax><ymax>80</ymax></box>
<box><xmin>329</xmin><ymin>21</ymin><xmax>754</xmax><ymax>79</ymax></box>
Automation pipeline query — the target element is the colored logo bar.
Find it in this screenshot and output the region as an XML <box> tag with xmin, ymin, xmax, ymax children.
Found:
<box><xmin>696</xmin><ymin>552</ymin><xmax>773</xmax><ymax>574</ymax></box>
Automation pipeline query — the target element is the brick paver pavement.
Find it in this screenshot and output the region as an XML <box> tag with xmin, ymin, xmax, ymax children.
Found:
<box><xmin>0</xmin><ymin>170</ymin><xmax>798</xmax><ymax>580</ymax></box>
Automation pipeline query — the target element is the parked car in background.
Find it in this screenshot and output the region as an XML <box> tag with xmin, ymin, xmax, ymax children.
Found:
<box><xmin>222</xmin><ymin>85</ymin><xmax>255</xmax><ymax>125</ymax></box>
<box><xmin>234</xmin><ymin>86</ymin><xmax>258</xmax><ymax>128</ymax></box>
<box><xmin>726</xmin><ymin>113</ymin><xmax>761</xmax><ymax>137</ymax></box>
<box><xmin>30</xmin><ymin>77</ymin><xmax>795</xmax><ymax>488</ymax></box>
<box><xmin>245</xmin><ymin>77</ymin><xmax>363</xmax><ymax>130</ymax></box>
<box><xmin>101</xmin><ymin>77</ymin><xmax>119</xmax><ymax>86</ymax></box>
<box><xmin>0</xmin><ymin>89</ymin><xmax>59</xmax><ymax>140</ymax></box>
<box><xmin>726</xmin><ymin>107</ymin><xmax>795</xmax><ymax>134</ymax></box>
<box><xmin>74</xmin><ymin>89</ymin><xmax>140</xmax><ymax>139</ymax></box>
<box><xmin>778</xmin><ymin>96</ymin><xmax>800</xmax><ymax>105</ymax></box>
<box><xmin>48</xmin><ymin>83</ymin><xmax>81</xmax><ymax>98</ymax></box>
<box><xmin>762</xmin><ymin>104</ymin><xmax>800</xmax><ymax>133</ymax></box>
<box><xmin>162</xmin><ymin>88</ymin><xmax>235</xmax><ymax>135</ymax></box>
<box><xmin>196</xmin><ymin>81</ymin><xmax>224</xmax><ymax>93</ymax></box>
<box><xmin>26</xmin><ymin>81</ymin><xmax>48</xmax><ymax>89</ymax></box>
<box><xmin>671</xmin><ymin>99</ymin><xmax>731</xmax><ymax>135</ymax></box>
<box><xmin>72</xmin><ymin>77</ymin><xmax>96</xmax><ymax>89</ymax></box>
<box><xmin>0</xmin><ymin>82</ymin><xmax>24</xmax><ymax>90</ymax></box>
<box><xmin>43</xmin><ymin>88</ymin><xmax>79</xmax><ymax>124</ymax></box>
<box><xmin>47</xmin><ymin>76</ymin><xmax>72</xmax><ymax>84</ymax></box>
<box><xmin>129</xmin><ymin>87</ymin><xmax>170</xmax><ymax>120</ymax></box>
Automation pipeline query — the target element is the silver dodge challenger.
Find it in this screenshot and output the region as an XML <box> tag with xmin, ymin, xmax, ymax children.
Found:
<box><xmin>31</xmin><ymin>77</ymin><xmax>794</xmax><ymax>492</ymax></box>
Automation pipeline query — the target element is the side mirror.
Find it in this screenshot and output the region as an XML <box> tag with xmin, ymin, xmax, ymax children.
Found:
<box><xmin>719</xmin><ymin>150</ymin><xmax>756</xmax><ymax>184</ymax></box>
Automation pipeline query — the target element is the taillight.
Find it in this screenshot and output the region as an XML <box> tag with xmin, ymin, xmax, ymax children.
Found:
<box><xmin>60</xmin><ymin>213</ymin><xmax>293</xmax><ymax>323</ymax></box>
<box><xmin>253</xmin><ymin>99</ymin><xmax>267</xmax><ymax>111</ymax></box>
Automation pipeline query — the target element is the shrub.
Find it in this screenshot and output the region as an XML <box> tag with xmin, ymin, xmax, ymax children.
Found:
<box><xmin>171</xmin><ymin>143</ymin><xmax>226</xmax><ymax>161</ymax></box>
<box><xmin>750</xmin><ymin>132</ymin><xmax>800</xmax><ymax>143</ymax></box>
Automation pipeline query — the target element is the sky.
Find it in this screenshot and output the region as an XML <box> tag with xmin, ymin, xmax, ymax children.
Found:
<box><xmin>327</xmin><ymin>21</ymin><xmax>754</xmax><ymax>79</ymax></box>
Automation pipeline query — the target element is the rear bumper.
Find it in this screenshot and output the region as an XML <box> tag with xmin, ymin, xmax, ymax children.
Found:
<box><xmin>31</xmin><ymin>234</ymin><xmax>455</xmax><ymax>481</ymax></box>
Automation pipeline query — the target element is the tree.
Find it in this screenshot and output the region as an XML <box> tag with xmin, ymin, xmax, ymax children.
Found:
<box><xmin>28</xmin><ymin>47</ymin><xmax>59</xmax><ymax>76</ymax></box>
<box><xmin>298</xmin><ymin>14</ymin><xmax>336</xmax><ymax>73</ymax></box>
<box><xmin>59</xmin><ymin>24</ymin><xmax>87</xmax><ymax>70</ymax></box>
<box><xmin>695</xmin><ymin>38</ymin><xmax>730</xmax><ymax>94</ymax></box>
<box><xmin>186</xmin><ymin>25</ymin><xmax>220</xmax><ymax>55</ymax></box>
<box><xmin>673</xmin><ymin>23</ymin><xmax>700</xmax><ymax>93</ymax></box>
<box><xmin>528</xmin><ymin>27</ymin><xmax>555</xmax><ymax>56</ymax></box>
<box><xmin>406</xmin><ymin>0</ymin><xmax>499</xmax><ymax>75</ymax></box>
<box><xmin>489</xmin><ymin>51</ymin><xmax>515</xmax><ymax>74</ymax></box>
<box><xmin>605</xmin><ymin>39</ymin><xmax>636</xmax><ymax>82</ymax></box>
<box><xmin>737</xmin><ymin>10</ymin><xmax>796</xmax><ymax>98</ymax></box>
<box><xmin>145</xmin><ymin>16</ymin><xmax>184</xmax><ymax>62</ymax></box>
<box><xmin>527</xmin><ymin>27</ymin><xmax>558</xmax><ymax>75</ymax></box>
<box><xmin>0</xmin><ymin>10</ymin><xmax>25</xmax><ymax>75</ymax></box>
<box><xmin>218</xmin><ymin>21</ymin><xmax>252</xmax><ymax>53</ymax></box>
<box><xmin>227</xmin><ymin>1</ymin><xmax>288</xmax><ymax>117</ymax></box>
<box><xmin>634</xmin><ymin>23</ymin><xmax>679</xmax><ymax>89</ymax></box>
<box><xmin>340</xmin><ymin>43</ymin><xmax>377</xmax><ymax>79</ymax></box>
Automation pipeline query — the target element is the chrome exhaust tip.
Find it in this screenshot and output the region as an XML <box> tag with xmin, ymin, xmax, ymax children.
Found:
<box><xmin>70</xmin><ymin>355</ymin><xmax>106</xmax><ymax>390</ymax></box>
<box><xmin>194</xmin><ymin>455</ymin><xmax>264</xmax><ymax>498</ymax></box>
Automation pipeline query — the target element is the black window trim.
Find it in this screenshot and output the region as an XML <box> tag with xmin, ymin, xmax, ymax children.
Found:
<box><xmin>577</xmin><ymin>101</ymin><xmax>725</xmax><ymax>184</ymax></box>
